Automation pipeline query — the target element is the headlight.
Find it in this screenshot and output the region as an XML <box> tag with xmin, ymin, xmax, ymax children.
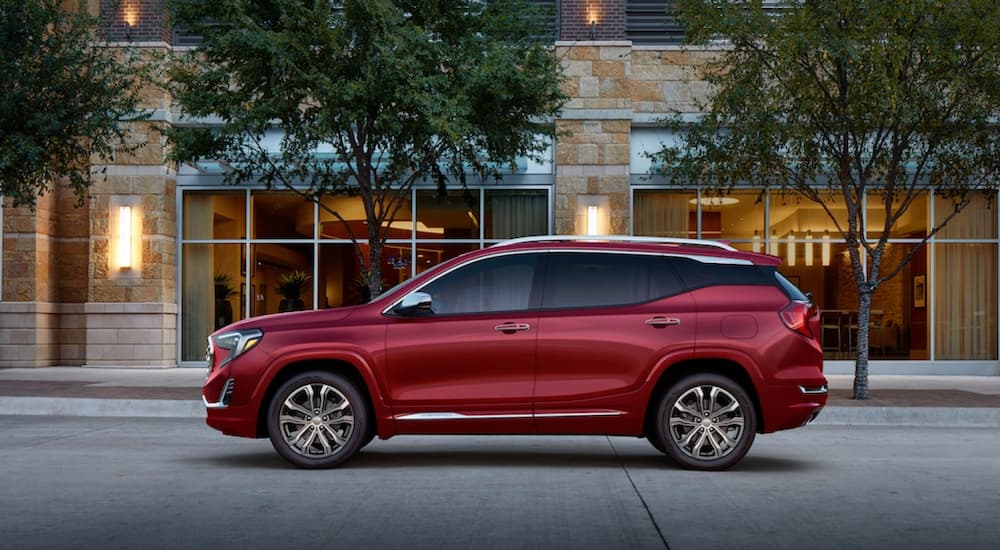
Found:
<box><xmin>213</xmin><ymin>329</ymin><xmax>263</xmax><ymax>366</ymax></box>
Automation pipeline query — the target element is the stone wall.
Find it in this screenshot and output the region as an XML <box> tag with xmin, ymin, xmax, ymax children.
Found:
<box><xmin>554</xmin><ymin>43</ymin><xmax>719</xmax><ymax>237</ymax></box>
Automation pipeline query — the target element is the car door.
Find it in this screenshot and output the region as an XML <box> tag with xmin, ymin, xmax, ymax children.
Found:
<box><xmin>385</xmin><ymin>252</ymin><xmax>543</xmax><ymax>434</ymax></box>
<box><xmin>533</xmin><ymin>252</ymin><xmax>696</xmax><ymax>433</ymax></box>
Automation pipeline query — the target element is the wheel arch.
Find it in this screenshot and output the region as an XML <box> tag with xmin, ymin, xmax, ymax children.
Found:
<box><xmin>255</xmin><ymin>359</ymin><xmax>384</xmax><ymax>439</ymax></box>
<box><xmin>643</xmin><ymin>358</ymin><xmax>765</xmax><ymax>438</ymax></box>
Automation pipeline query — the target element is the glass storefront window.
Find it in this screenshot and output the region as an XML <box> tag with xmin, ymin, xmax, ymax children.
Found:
<box><xmin>318</xmin><ymin>244</ymin><xmax>366</xmax><ymax>307</ymax></box>
<box><xmin>183</xmin><ymin>191</ymin><xmax>246</xmax><ymax>240</ymax></box>
<box><xmin>484</xmin><ymin>189</ymin><xmax>548</xmax><ymax>239</ymax></box>
<box><xmin>867</xmin><ymin>190</ymin><xmax>928</xmax><ymax>240</ymax></box>
<box><xmin>934</xmin><ymin>244</ymin><xmax>997</xmax><ymax>360</ymax></box>
<box><xmin>701</xmin><ymin>190</ymin><xmax>764</xmax><ymax>241</ymax></box>
<box><xmin>633</xmin><ymin>190</ymin><xmax>696</xmax><ymax>238</ymax></box>
<box><xmin>317</xmin><ymin>195</ymin><xmax>414</xmax><ymax>240</ymax></box>
<box><xmin>181</xmin><ymin>243</ymin><xmax>245</xmax><ymax>361</ymax></box>
<box><xmin>252</xmin><ymin>192</ymin><xmax>314</xmax><ymax>239</ymax></box>
<box><xmin>934</xmin><ymin>191</ymin><xmax>997</xmax><ymax>239</ymax></box>
<box><xmin>416</xmin><ymin>190</ymin><xmax>480</xmax><ymax>239</ymax></box>
<box><xmin>250</xmin><ymin>243</ymin><xmax>314</xmax><ymax>316</ymax></box>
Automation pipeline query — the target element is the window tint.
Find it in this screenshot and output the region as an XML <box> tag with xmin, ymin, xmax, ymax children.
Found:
<box><xmin>775</xmin><ymin>271</ymin><xmax>809</xmax><ymax>302</ymax></box>
<box><xmin>542</xmin><ymin>253</ymin><xmax>685</xmax><ymax>309</ymax></box>
<box><xmin>419</xmin><ymin>254</ymin><xmax>539</xmax><ymax>315</ymax></box>
<box><xmin>670</xmin><ymin>258</ymin><xmax>775</xmax><ymax>290</ymax></box>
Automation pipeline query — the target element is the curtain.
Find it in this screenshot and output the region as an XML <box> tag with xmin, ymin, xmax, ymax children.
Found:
<box><xmin>634</xmin><ymin>191</ymin><xmax>689</xmax><ymax>237</ymax></box>
<box><xmin>488</xmin><ymin>191</ymin><xmax>547</xmax><ymax>239</ymax></box>
<box><xmin>934</xmin><ymin>195</ymin><xmax>998</xmax><ymax>360</ymax></box>
<box><xmin>181</xmin><ymin>195</ymin><xmax>214</xmax><ymax>361</ymax></box>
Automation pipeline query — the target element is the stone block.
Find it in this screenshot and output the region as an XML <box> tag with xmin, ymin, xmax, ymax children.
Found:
<box><xmin>603</xmin><ymin>144</ymin><xmax>631</xmax><ymax>165</ymax></box>
<box><xmin>592</xmin><ymin>60</ymin><xmax>625</xmax><ymax>77</ymax></box>
<box><xmin>598</xmin><ymin>46</ymin><xmax>630</xmax><ymax>61</ymax></box>
<box><xmin>578</xmin><ymin>144</ymin><xmax>599</xmax><ymax>164</ymax></box>
<box><xmin>579</xmin><ymin>76</ymin><xmax>600</xmax><ymax>98</ymax></box>
<box><xmin>562</xmin><ymin>60</ymin><xmax>593</xmax><ymax>77</ymax></box>
<box><xmin>567</xmin><ymin>46</ymin><xmax>599</xmax><ymax>61</ymax></box>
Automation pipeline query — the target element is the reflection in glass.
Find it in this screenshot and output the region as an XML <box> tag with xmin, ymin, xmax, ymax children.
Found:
<box><xmin>867</xmin><ymin>190</ymin><xmax>928</xmax><ymax>239</ymax></box>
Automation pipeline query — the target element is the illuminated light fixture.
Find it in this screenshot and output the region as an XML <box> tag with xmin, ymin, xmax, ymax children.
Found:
<box><xmin>768</xmin><ymin>229</ymin><xmax>779</xmax><ymax>256</ymax></box>
<box><xmin>822</xmin><ymin>230</ymin><xmax>831</xmax><ymax>266</ymax></box>
<box><xmin>688</xmin><ymin>197</ymin><xmax>740</xmax><ymax>206</ymax></box>
<box><xmin>588</xmin><ymin>6</ymin><xmax>598</xmax><ymax>40</ymax></box>
<box><xmin>122</xmin><ymin>3</ymin><xmax>138</xmax><ymax>41</ymax></box>
<box><xmin>587</xmin><ymin>205</ymin><xmax>599</xmax><ymax>235</ymax></box>
<box><xmin>117</xmin><ymin>206</ymin><xmax>133</xmax><ymax>269</ymax></box>
<box><xmin>752</xmin><ymin>230</ymin><xmax>762</xmax><ymax>253</ymax></box>
<box><xmin>805</xmin><ymin>230</ymin><xmax>814</xmax><ymax>266</ymax></box>
<box><xmin>786</xmin><ymin>233</ymin><xmax>796</xmax><ymax>266</ymax></box>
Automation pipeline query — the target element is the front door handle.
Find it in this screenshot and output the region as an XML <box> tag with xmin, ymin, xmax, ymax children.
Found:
<box><xmin>645</xmin><ymin>317</ymin><xmax>681</xmax><ymax>328</ymax></box>
<box><xmin>494</xmin><ymin>322</ymin><xmax>531</xmax><ymax>334</ymax></box>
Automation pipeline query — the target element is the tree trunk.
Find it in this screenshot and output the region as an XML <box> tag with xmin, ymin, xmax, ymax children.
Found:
<box><xmin>853</xmin><ymin>289</ymin><xmax>873</xmax><ymax>400</ymax></box>
<box><xmin>367</xmin><ymin>241</ymin><xmax>384</xmax><ymax>300</ymax></box>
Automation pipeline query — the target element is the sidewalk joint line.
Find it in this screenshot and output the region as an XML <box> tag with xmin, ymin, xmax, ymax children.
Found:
<box><xmin>607</xmin><ymin>436</ymin><xmax>671</xmax><ymax>550</ymax></box>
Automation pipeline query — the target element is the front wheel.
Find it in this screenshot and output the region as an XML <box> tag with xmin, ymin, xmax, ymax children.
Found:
<box><xmin>267</xmin><ymin>371</ymin><xmax>369</xmax><ymax>469</ymax></box>
<box><xmin>653</xmin><ymin>373</ymin><xmax>757</xmax><ymax>470</ymax></box>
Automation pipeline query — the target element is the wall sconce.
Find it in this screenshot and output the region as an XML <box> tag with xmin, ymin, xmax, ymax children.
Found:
<box><xmin>122</xmin><ymin>3</ymin><xmax>138</xmax><ymax>41</ymax></box>
<box><xmin>117</xmin><ymin>206</ymin><xmax>134</xmax><ymax>269</ymax></box>
<box><xmin>587</xmin><ymin>6</ymin><xmax>599</xmax><ymax>40</ymax></box>
<box><xmin>786</xmin><ymin>233</ymin><xmax>796</xmax><ymax>267</ymax></box>
<box><xmin>577</xmin><ymin>195</ymin><xmax>608</xmax><ymax>236</ymax></box>
<box><xmin>821</xmin><ymin>230</ymin><xmax>831</xmax><ymax>266</ymax></box>
<box><xmin>587</xmin><ymin>205</ymin><xmax>599</xmax><ymax>235</ymax></box>
<box><xmin>804</xmin><ymin>230</ymin><xmax>814</xmax><ymax>266</ymax></box>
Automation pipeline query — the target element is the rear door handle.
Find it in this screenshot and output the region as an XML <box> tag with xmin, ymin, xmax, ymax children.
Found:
<box><xmin>494</xmin><ymin>322</ymin><xmax>531</xmax><ymax>334</ymax></box>
<box><xmin>645</xmin><ymin>317</ymin><xmax>681</xmax><ymax>328</ymax></box>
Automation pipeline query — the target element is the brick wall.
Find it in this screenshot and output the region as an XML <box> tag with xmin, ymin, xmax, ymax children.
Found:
<box><xmin>560</xmin><ymin>0</ymin><xmax>626</xmax><ymax>41</ymax></box>
<box><xmin>100</xmin><ymin>0</ymin><xmax>170</xmax><ymax>42</ymax></box>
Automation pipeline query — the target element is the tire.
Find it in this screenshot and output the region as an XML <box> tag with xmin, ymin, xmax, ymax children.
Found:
<box><xmin>647</xmin><ymin>435</ymin><xmax>667</xmax><ymax>454</ymax></box>
<box><xmin>653</xmin><ymin>373</ymin><xmax>757</xmax><ymax>471</ymax></box>
<box><xmin>267</xmin><ymin>371</ymin><xmax>369</xmax><ymax>469</ymax></box>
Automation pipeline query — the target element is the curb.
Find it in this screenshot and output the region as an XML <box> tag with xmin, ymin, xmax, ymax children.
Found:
<box><xmin>0</xmin><ymin>397</ymin><xmax>204</xmax><ymax>419</ymax></box>
<box><xmin>2</xmin><ymin>397</ymin><xmax>1000</xmax><ymax>427</ymax></box>
<box><xmin>813</xmin><ymin>406</ymin><xmax>1000</xmax><ymax>428</ymax></box>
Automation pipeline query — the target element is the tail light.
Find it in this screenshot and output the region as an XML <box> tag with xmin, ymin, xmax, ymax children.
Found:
<box><xmin>780</xmin><ymin>300</ymin><xmax>819</xmax><ymax>340</ymax></box>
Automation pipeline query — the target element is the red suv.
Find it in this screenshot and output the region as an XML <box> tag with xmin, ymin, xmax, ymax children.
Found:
<box><xmin>203</xmin><ymin>236</ymin><xmax>827</xmax><ymax>470</ymax></box>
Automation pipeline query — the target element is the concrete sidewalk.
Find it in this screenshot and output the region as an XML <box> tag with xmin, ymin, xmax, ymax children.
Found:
<box><xmin>0</xmin><ymin>367</ymin><xmax>999</xmax><ymax>426</ymax></box>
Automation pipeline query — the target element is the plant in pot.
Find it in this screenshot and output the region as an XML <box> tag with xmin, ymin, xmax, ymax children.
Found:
<box><xmin>214</xmin><ymin>272</ymin><xmax>237</xmax><ymax>329</ymax></box>
<box><xmin>277</xmin><ymin>270</ymin><xmax>310</xmax><ymax>312</ymax></box>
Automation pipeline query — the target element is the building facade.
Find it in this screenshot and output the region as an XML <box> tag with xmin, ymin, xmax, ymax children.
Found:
<box><xmin>1</xmin><ymin>1</ymin><xmax>997</xmax><ymax>373</ymax></box>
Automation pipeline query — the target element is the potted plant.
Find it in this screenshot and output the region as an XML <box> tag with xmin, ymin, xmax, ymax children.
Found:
<box><xmin>213</xmin><ymin>273</ymin><xmax>237</xmax><ymax>329</ymax></box>
<box><xmin>277</xmin><ymin>270</ymin><xmax>310</xmax><ymax>312</ymax></box>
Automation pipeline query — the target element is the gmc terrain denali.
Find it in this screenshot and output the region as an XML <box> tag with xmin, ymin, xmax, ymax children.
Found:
<box><xmin>203</xmin><ymin>236</ymin><xmax>827</xmax><ymax>470</ymax></box>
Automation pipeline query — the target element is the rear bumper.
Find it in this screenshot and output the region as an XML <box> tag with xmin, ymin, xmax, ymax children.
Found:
<box><xmin>761</xmin><ymin>382</ymin><xmax>828</xmax><ymax>433</ymax></box>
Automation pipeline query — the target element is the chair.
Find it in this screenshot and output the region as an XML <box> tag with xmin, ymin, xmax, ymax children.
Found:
<box><xmin>820</xmin><ymin>312</ymin><xmax>842</xmax><ymax>353</ymax></box>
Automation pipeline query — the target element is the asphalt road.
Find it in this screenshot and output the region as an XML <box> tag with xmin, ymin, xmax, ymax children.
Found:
<box><xmin>0</xmin><ymin>417</ymin><xmax>997</xmax><ymax>550</ymax></box>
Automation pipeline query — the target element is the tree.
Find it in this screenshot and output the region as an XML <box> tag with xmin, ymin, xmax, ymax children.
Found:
<box><xmin>166</xmin><ymin>0</ymin><xmax>566</xmax><ymax>298</ymax></box>
<box><xmin>0</xmin><ymin>0</ymin><xmax>146</xmax><ymax>208</ymax></box>
<box><xmin>650</xmin><ymin>0</ymin><xmax>1000</xmax><ymax>398</ymax></box>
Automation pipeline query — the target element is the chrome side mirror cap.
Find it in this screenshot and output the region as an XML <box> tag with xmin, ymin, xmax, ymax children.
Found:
<box><xmin>394</xmin><ymin>292</ymin><xmax>432</xmax><ymax>315</ymax></box>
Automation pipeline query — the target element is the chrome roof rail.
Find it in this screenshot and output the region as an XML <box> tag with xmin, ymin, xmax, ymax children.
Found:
<box><xmin>491</xmin><ymin>235</ymin><xmax>738</xmax><ymax>251</ymax></box>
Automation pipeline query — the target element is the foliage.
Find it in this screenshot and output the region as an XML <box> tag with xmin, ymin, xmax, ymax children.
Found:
<box><xmin>651</xmin><ymin>0</ymin><xmax>1000</xmax><ymax>398</ymax></box>
<box><xmin>213</xmin><ymin>272</ymin><xmax>237</xmax><ymax>299</ymax></box>
<box><xmin>0</xmin><ymin>0</ymin><xmax>147</xmax><ymax>208</ymax></box>
<box><xmin>276</xmin><ymin>270</ymin><xmax>310</xmax><ymax>301</ymax></box>
<box><xmin>165</xmin><ymin>0</ymin><xmax>567</xmax><ymax>297</ymax></box>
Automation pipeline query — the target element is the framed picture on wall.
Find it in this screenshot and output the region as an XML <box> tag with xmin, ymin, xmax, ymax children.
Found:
<box><xmin>913</xmin><ymin>275</ymin><xmax>926</xmax><ymax>308</ymax></box>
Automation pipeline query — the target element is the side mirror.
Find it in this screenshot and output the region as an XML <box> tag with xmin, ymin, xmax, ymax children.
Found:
<box><xmin>393</xmin><ymin>291</ymin><xmax>432</xmax><ymax>316</ymax></box>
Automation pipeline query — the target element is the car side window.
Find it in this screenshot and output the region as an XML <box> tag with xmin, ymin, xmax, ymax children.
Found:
<box><xmin>542</xmin><ymin>253</ymin><xmax>685</xmax><ymax>309</ymax></box>
<box><xmin>418</xmin><ymin>254</ymin><xmax>539</xmax><ymax>315</ymax></box>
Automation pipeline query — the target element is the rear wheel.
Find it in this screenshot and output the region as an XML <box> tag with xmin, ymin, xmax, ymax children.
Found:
<box><xmin>654</xmin><ymin>373</ymin><xmax>757</xmax><ymax>470</ymax></box>
<box><xmin>267</xmin><ymin>371</ymin><xmax>369</xmax><ymax>469</ymax></box>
